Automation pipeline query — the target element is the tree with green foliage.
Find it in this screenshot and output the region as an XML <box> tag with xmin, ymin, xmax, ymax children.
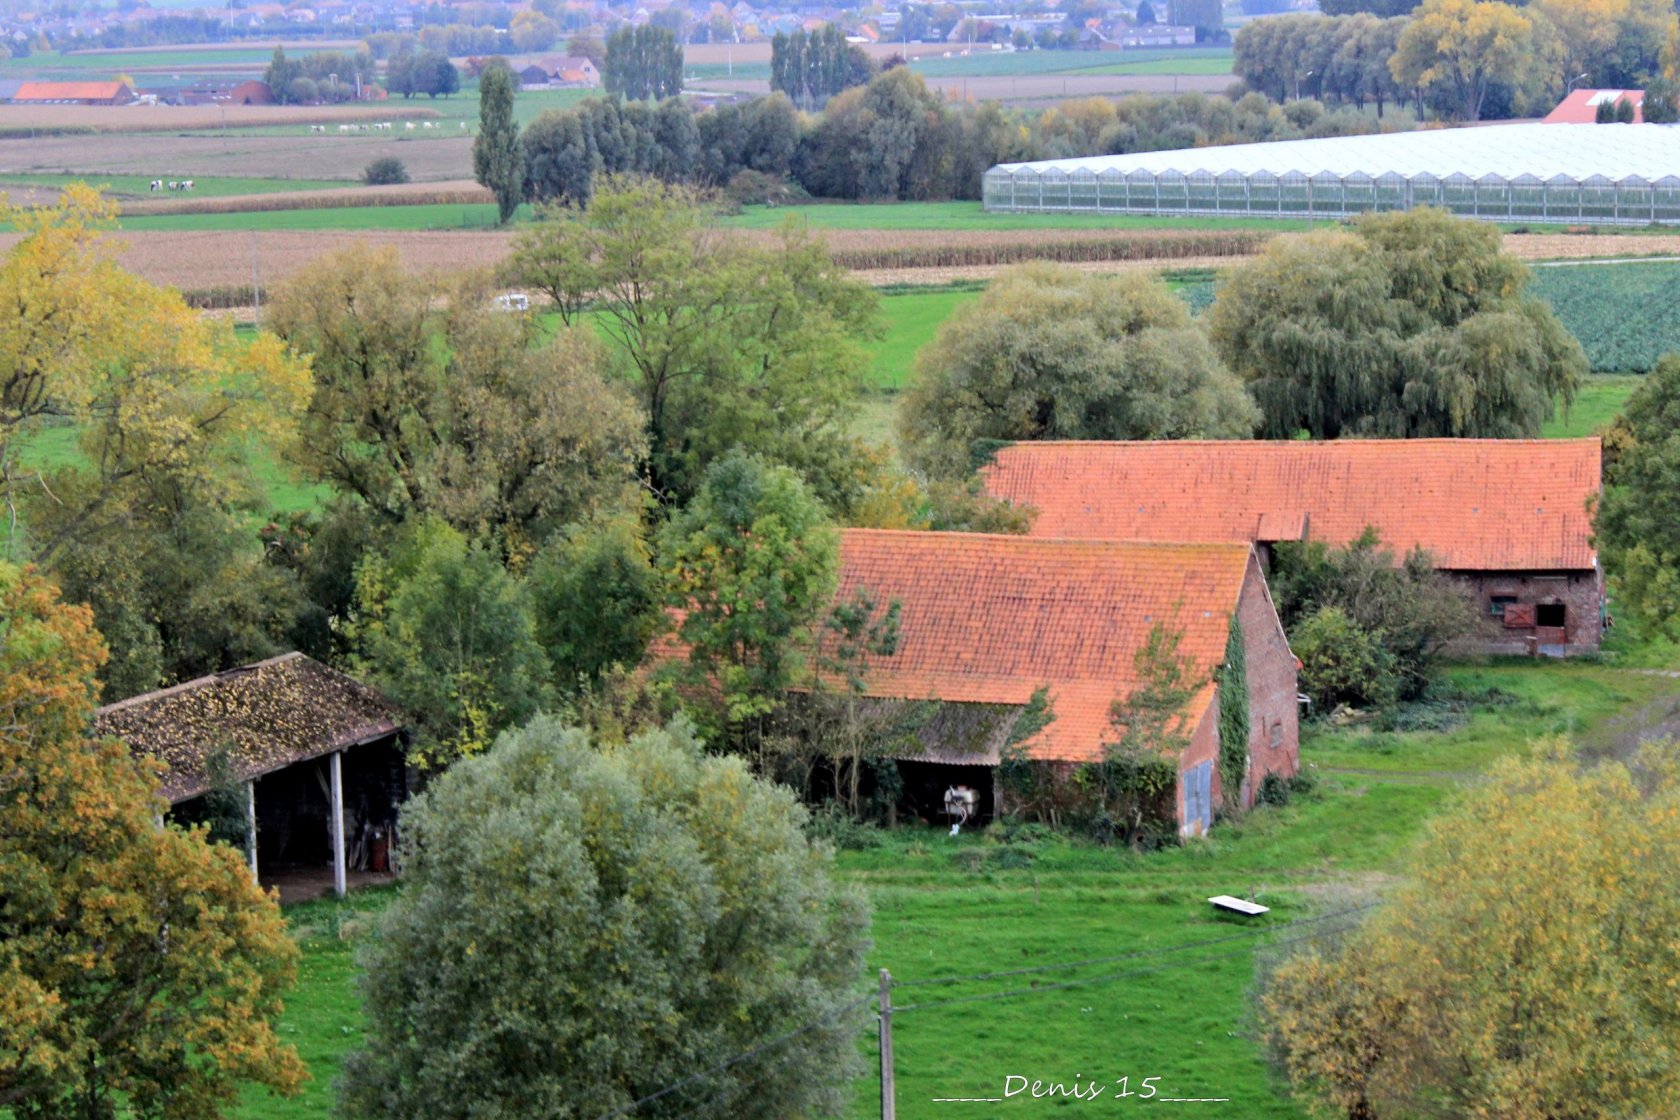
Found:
<box><xmin>1090</xmin><ymin>622</ymin><xmax>1201</xmax><ymax>844</ymax></box>
<box><xmin>900</xmin><ymin>263</ymin><xmax>1259</xmax><ymax>478</ymax></box>
<box><xmin>269</xmin><ymin>244</ymin><xmax>645</xmax><ymax>551</ymax></box>
<box><xmin>770</xmin><ymin>24</ymin><xmax>875</xmax><ymax>109</ymax></box>
<box><xmin>263</xmin><ymin>43</ymin><xmax>302</xmax><ymax>102</ymax></box>
<box><xmin>1290</xmin><ymin>604</ymin><xmax>1397</xmax><ymax>713</ymax></box>
<box><xmin>1594</xmin><ymin>353</ymin><xmax>1680</xmax><ymax>637</ymax></box>
<box><xmin>1207</xmin><ymin>208</ymin><xmax>1585</xmax><ymax>440</ymax></box>
<box><xmin>1269</xmin><ymin>530</ymin><xmax>1479</xmax><ymax>705</ymax></box>
<box><xmin>658</xmin><ymin>451</ymin><xmax>839</xmax><ymax>736</ymax></box>
<box><xmin>503</xmin><ymin>177</ymin><xmax>876</xmax><ymax>507</ymax></box>
<box><xmin>527</xmin><ymin>515</ymin><xmax>662</xmax><ymax>691</ymax></box>
<box><xmin>603</xmin><ymin>24</ymin><xmax>683</xmax><ymax>100</ymax></box>
<box><xmin>1262</xmin><ymin>741</ymin><xmax>1680</xmax><ymax>1119</ymax></box>
<box><xmin>340</xmin><ymin>716</ymin><xmax>870</xmax><ymax>1120</ymax></box>
<box><xmin>363</xmin><ymin>156</ymin><xmax>409</xmax><ymax>184</ymax></box>
<box><xmin>473</xmin><ymin>63</ymin><xmax>523</xmax><ymax>224</ymax></box>
<box><xmin>0</xmin><ymin>564</ymin><xmax>305</xmax><ymax>1118</ymax></box>
<box><xmin>352</xmin><ymin>520</ymin><xmax>552</xmax><ymax>769</ymax></box>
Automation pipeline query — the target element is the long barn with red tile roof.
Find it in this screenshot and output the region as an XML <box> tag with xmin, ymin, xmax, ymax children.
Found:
<box><xmin>981</xmin><ymin>438</ymin><xmax>1604</xmax><ymax>654</ymax></box>
<box><xmin>831</xmin><ymin>530</ymin><xmax>1299</xmax><ymax>835</ymax></box>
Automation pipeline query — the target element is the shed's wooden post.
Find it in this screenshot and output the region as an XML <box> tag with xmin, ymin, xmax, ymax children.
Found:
<box><xmin>330</xmin><ymin>750</ymin><xmax>346</xmax><ymax>898</ymax></box>
<box><xmin>245</xmin><ymin>779</ymin><xmax>259</xmax><ymax>882</ymax></box>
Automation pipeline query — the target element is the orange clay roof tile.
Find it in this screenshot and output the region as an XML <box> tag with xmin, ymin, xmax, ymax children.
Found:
<box><xmin>832</xmin><ymin>530</ymin><xmax>1249</xmax><ymax>763</ymax></box>
<box><xmin>981</xmin><ymin>439</ymin><xmax>1601</xmax><ymax>572</ymax></box>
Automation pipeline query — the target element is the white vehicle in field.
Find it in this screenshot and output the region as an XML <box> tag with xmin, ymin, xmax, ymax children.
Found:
<box><xmin>491</xmin><ymin>292</ymin><xmax>530</xmax><ymax>312</ymax></box>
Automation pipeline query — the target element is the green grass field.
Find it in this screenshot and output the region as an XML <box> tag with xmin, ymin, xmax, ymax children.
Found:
<box><xmin>0</xmin><ymin>47</ymin><xmax>278</xmax><ymax>74</ymax></box>
<box><xmin>726</xmin><ymin>201</ymin><xmax>1316</xmax><ymax>232</ymax></box>
<box><xmin>0</xmin><ymin>173</ymin><xmax>345</xmax><ymax>198</ymax></box>
<box><xmin>231</xmin><ymin>659</ymin><xmax>1678</xmax><ymax>1120</ymax></box>
<box><xmin>114</xmin><ymin>201</ymin><xmax>525</xmax><ymax>231</ymax></box>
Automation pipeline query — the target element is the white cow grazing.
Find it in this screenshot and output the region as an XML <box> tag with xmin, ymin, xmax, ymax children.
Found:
<box><xmin>405</xmin><ymin>121</ymin><xmax>415</xmax><ymax>130</ymax></box>
<box><xmin>150</xmin><ymin>179</ymin><xmax>162</xmax><ymax>191</ymax></box>
<box><xmin>168</xmin><ymin>181</ymin><xmax>179</xmax><ymax>190</ymax></box>
<box><xmin>339</xmin><ymin>124</ymin><xmax>350</xmax><ymax>133</ymax></box>
<box><xmin>181</xmin><ymin>180</ymin><xmax>194</xmax><ymax>191</ymax></box>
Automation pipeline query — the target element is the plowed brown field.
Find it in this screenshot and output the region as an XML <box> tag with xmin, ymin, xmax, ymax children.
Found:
<box><xmin>0</xmin><ymin>132</ymin><xmax>472</xmax><ymax>182</ymax></box>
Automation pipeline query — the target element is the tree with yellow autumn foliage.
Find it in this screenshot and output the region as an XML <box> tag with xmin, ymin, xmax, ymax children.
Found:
<box><xmin>0</xmin><ymin>185</ymin><xmax>314</xmax><ymax>697</ymax></box>
<box><xmin>1261</xmin><ymin>741</ymin><xmax>1680</xmax><ymax>1119</ymax></box>
<box><xmin>0</xmin><ymin>562</ymin><xmax>306</xmax><ymax>1118</ymax></box>
<box><xmin>1390</xmin><ymin>0</ymin><xmax>1537</xmax><ymax>120</ymax></box>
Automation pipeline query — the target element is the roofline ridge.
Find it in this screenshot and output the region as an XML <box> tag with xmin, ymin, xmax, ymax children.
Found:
<box><xmin>839</xmin><ymin>527</ymin><xmax>1256</xmax><ymax>552</ymax></box>
<box><xmin>94</xmin><ymin>651</ymin><xmax>311</xmax><ymax>716</ymax></box>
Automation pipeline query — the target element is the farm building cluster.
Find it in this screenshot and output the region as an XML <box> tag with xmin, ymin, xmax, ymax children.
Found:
<box><xmin>982</xmin><ymin>123</ymin><xmax>1680</xmax><ymax>226</ymax></box>
<box><xmin>104</xmin><ymin>438</ymin><xmax>1604</xmax><ymax>885</ymax></box>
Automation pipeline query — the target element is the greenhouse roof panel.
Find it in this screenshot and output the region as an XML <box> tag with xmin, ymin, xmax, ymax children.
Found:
<box><xmin>989</xmin><ymin>123</ymin><xmax>1680</xmax><ymax>183</ymax></box>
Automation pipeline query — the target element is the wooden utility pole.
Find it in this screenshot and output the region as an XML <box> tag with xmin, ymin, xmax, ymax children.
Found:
<box><xmin>878</xmin><ymin>968</ymin><xmax>895</xmax><ymax>1120</ymax></box>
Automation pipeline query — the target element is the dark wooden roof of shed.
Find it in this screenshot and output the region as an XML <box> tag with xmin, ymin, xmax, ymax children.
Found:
<box><xmin>94</xmin><ymin>653</ymin><xmax>405</xmax><ymax>804</ymax></box>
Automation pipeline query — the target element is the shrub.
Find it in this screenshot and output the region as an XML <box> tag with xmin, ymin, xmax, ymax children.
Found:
<box><xmin>343</xmin><ymin>718</ymin><xmax>870</xmax><ymax>1119</ymax></box>
<box><xmin>363</xmin><ymin>157</ymin><xmax>410</xmax><ymax>185</ymax></box>
<box><xmin>1257</xmin><ymin>771</ymin><xmax>1292</xmax><ymax>807</ymax></box>
<box><xmin>1292</xmin><ymin>605</ymin><xmax>1396</xmax><ymax>714</ymax></box>
<box><xmin>724</xmin><ymin>168</ymin><xmax>809</xmax><ymax>207</ymax></box>
<box><xmin>804</xmin><ymin>798</ymin><xmax>885</xmax><ymax>850</ymax></box>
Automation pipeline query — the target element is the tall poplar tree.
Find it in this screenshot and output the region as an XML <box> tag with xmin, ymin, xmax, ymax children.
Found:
<box><xmin>472</xmin><ymin>64</ymin><xmax>523</xmax><ymax>224</ymax></box>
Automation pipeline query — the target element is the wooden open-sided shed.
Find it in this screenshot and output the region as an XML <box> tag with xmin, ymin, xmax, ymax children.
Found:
<box><xmin>94</xmin><ymin>653</ymin><xmax>409</xmax><ymax>898</ymax></box>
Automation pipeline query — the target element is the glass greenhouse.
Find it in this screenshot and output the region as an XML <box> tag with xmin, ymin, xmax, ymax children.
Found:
<box><xmin>982</xmin><ymin>123</ymin><xmax>1680</xmax><ymax>225</ymax></box>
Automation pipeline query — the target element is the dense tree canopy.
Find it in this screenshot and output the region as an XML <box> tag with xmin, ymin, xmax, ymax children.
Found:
<box><xmin>1207</xmin><ymin>208</ymin><xmax>1584</xmax><ymax>440</ymax></box>
<box><xmin>503</xmin><ymin>178</ymin><xmax>877</xmax><ymax>508</ymax></box>
<box><xmin>0</xmin><ymin>564</ymin><xmax>305</xmax><ymax>1118</ymax></box>
<box><xmin>341</xmin><ymin>717</ymin><xmax>870</xmax><ymax>1120</ymax></box>
<box><xmin>900</xmin><ymin>264</ymin><xmax>1259</xmax><ymax>478</ymax></box>
<box><xmin>1263</xmin><ymin>742</ymin><xmax>1680</xmax><ymax>1119</ymax></box>
<box><xmin>352</xmin><ymin>519</ymin><xmax>552</xmax><ymax>768</ymax></box>
<box><xmin>269</xmin><ymin>244</ymin><xmax>644</xmax><ymax>549</ymax></box>
<box><xmin>603</xmin><ymin>24</ymin><xmax>683</xmax><ymax>100</ymax></box>
<box><xmin>1594</xmin><ymin>354</ymin><xmax>1680</xmax><ymax>637</ymax></box>
<box><xmin>1389</xmin><ymin>0</ymin><xmax>1538</xmax><ymax>121</ymax></box>
<box><xmin>658</xmin><ymin>451</ymin><xmax>839</xmax><ymax>734</ymax></box>
<box><xmin>770</xmin><ymin>24</ymin><xmax>874</xmax><ymax>109</ymax></box>
<box><xmin>1</xmin><ymin>187</ymin><xmax>313</xmax><ymax>697</ymax></box>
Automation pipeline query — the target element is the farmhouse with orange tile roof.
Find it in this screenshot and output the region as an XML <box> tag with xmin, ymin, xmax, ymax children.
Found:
<box><xmin>830</xmin><ymin>530</ymin><xmax>1299</xmax><ymax>835</ymax></box>
<box><xmin>981</xmin><ymin>438</ymin><xmax>1604</xmax><ymax>655</ymax></box>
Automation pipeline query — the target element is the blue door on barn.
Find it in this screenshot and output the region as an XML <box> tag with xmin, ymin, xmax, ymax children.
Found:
<box><xmin>1182</xmin><ymin>760</ymin><xmax>1213</xmax><ymax>836</ymax></box>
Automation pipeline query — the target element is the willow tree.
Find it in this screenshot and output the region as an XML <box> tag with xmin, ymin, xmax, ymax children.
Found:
<box><xmin>900</xmin><ymin>263</ymin><xmax>1259</xmax><ymax>478</ymax></box>
<box><xmin>1207</xmin><ymin>208</ymin><xmax>1584</xmax><ymax>440</ymax></box>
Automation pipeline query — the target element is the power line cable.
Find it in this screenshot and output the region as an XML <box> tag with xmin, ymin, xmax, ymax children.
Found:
<box><xmin>891</xmin><ymin>902</ymin><xmax>1378</xmax><ymax>989</ymax></box>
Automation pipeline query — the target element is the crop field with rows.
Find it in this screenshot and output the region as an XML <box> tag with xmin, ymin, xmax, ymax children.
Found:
<box><xmin>1528</xmin><ymin>260</ymin><xmax>1680</xmax><ymax>372</ymax></box>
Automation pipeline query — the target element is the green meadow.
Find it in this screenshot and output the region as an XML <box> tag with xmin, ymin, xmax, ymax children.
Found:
<box><xmin>234</xmin><ymin>660</ymin><xmax>1678</xmax><ymax>1120</ymax></box>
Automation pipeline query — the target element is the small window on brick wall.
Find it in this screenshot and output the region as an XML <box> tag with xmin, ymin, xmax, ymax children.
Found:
<box><xmin>1490</xmin><ymin>595</ymin><xmax>1518</xmax><ymax>617</ymax></box>
<box><xmin>1536</xmin><ymin>602</ymin><xmax>1566</xmax><ymax>628</ymax></box>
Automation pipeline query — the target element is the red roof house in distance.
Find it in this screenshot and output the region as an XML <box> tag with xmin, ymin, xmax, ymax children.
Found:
<box><xmin>982</xmin><ymin>438</ymin><xmax>1604</xmax><ymax>655</ymax></box>
<box><xmin>13</xmin><ymin>80</ymin><xmax>135</xmax><ymax>106</ymax></box>
<box><xmin>1544</xmin><ymin>88</ymin><xmax>1643</xmax><ymax>123</ymax></box>
<box><xmin>831</xmin><ymin>530</ymin><xmax>1299</xmax><ymax>835</ymax></box>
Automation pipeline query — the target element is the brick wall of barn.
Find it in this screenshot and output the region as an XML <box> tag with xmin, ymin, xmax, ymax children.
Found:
<box><xmin>1454</xmin><ymin>569</ymin><xmax>1603</xmax><ymax>655</ymax></box>
<box><xmin>1236</xmin><ymin>554</ymin><xmax>1300</xmax><ymax>806</ymax></box>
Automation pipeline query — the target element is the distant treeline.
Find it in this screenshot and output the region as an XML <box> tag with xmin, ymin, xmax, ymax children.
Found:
<box><xmin>521</xmin><ymin>68</ymin><xmax>1405</xmax><ymax>206</ymax></box>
